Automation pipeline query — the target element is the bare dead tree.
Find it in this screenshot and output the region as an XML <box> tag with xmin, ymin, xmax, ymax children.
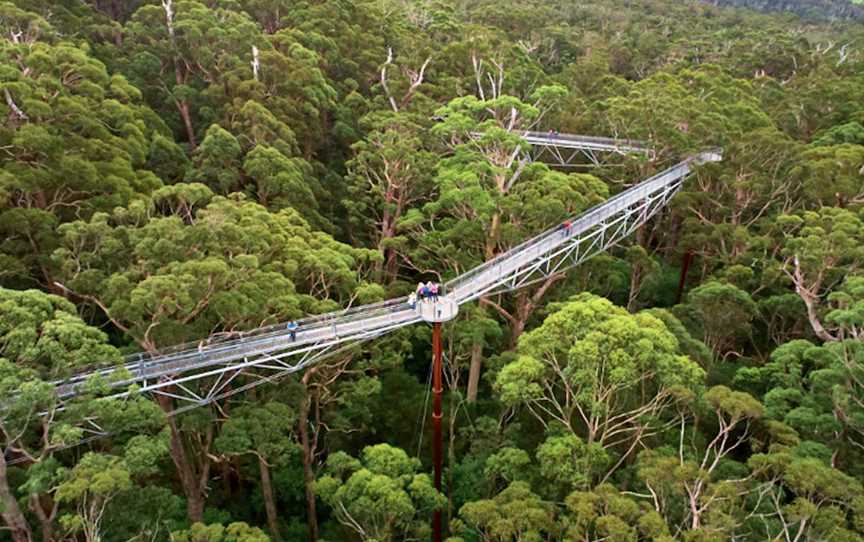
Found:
<box><xmin>380</xmin><ymin>48</ymin><xmax>399</xmax><ymax>112</ymax></box>
<box><xmin>4</xmin><ymin>89</ymin><xmax>27</xmax><ymax>122</ymax></box>
<box><xmin>380</xmin><ymin>47</ymin><xmax>431</xmax><ymax>113</ymax></box>
<box><xmin>251</xmin><ymin>45</ymin><xmax>260</xmax><ymax>81</ymax></box>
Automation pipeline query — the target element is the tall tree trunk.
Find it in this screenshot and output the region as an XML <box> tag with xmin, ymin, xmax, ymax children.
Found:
<box><xmin>801</xmin><ymin>290</ymin><xmax>836</xmax><ymax>343</ymax></box>
<box><xmin>384</xmin><ymin>247</ymin><xmax>399</xmax><ymax>283</ymax></box>
<box><xmin>485</xmin><ymin>213</ymin><xmax>501</xmax><ymax>259</ymax></box>
<box><xmin>110</xmin><ymin>0</ymin><xmax>123</xmax><ymax>45</ymax></box>
<box><xmin>176</xmin><ymin>100</ymin><xmax>197</xmax><ymax>150</ymax></box>
<box><xmin>258</xmin><ymin>456</ymin><xmax>280</xmax><ymax>541</ymax></box>
<box><xmin>297</xmin><ymin>392</ymin><xmax>318</xmax><ymax>542</ymax></box>
<box><xmin>466</xmin><ymin>339</ymin><xmax>483</xmax><ymax>403</ymax></box>
<box><xmin>676</xmin><ymin>251</ymin><xmax>695</xmax><ymax>305</ymax></box>
<box><xmin>508</xmin><ymin>276</ymin><xmax>563</xmax><ymax>348</ymax></box>
<box><xmin>28</xmin><ymin>494</ymin><xmax>55</xmax><ymax>542</ymax></box>
<box><xmin>163</xmin><ymin>0</ymin><xmax>197</xmax><ymax>150</ymax></box>
<box><xmin>0</xmin><ymin>453</ymin><xmax>32</xmax><ymax>542</ymax></box>
<box><xmin>627</xmin><ymin>224</ymin><xmax>649</xmax><ymax>312</ymax></box>
<box><xmin>155</xmin><ymin>395</ymin><xmax>206</xmax><ymax>523</ymax></box>
<box><xmin>627</xmin><ymin>262</ymin><xmax>643</xmax><ymax>312</ymax></box>
<box><xmin>509</xmin><ymin>291</ymin><xmax>531</xmax><ymax>349</ymax></box>
<box><xmin>378</xmin><ymin>183</ymin><xmax>404</xmax><ymax>283</ymax></box>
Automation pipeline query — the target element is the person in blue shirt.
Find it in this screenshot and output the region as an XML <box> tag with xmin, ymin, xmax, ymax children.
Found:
<box><xmin>287</xmin><ymin>320</ymin><xmax>299</xmax><ymax>341</ymax></box>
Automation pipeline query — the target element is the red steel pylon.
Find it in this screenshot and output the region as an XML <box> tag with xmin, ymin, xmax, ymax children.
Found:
<box><xmin>432</xmin><ymin>321</ymin><xmax>443</xmax><ymax>542</ymax></box>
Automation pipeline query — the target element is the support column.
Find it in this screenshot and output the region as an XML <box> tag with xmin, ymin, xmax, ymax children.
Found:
<box><xmin>432</xmin><ymin>322</ymin><xmax>443</xmax><ymax>542</ymax></box>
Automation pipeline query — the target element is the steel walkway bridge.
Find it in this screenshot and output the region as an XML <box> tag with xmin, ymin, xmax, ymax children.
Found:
<box><xmin>468</xmin><ymin>130</ymin><xmax>652</xmax><ymax>169</ymax></box>
<box><xmin>520</xmin><ymin>131</ymin><xmax>652</xmax><ymax>167</ymax></box>
<box><xmin>51</xmin><ymin>136</ymin><xmax>720</xmax><ymax>415</ymax></box>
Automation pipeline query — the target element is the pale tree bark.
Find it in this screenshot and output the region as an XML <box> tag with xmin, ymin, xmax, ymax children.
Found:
<box><xmin>786</xmin><ymin>255</ymin><xmax>838</xmax><ymax>343</ymax></box>
<box><xmin>675</xmin><ymin>409</ymin><xmax>754</xmax><ymax>531</ymax></box>
<box><xmin>4</xmin><ymin>89</ymin><xmax>28</xmax><ymax>123</ymax></box>
<box><xmin>0</xmin><ymin>452</ymin><xmax>33</xmax><ymax>542</ymax></box>
<box><xmin>379</xmin><ymin>48</ymin><xmax>431</xmax><ymax>113</ymax></box>
<box><xmin>251</xmin><ymin>46</ymin><xmax>261</xmax><ymax>82</ymax></box>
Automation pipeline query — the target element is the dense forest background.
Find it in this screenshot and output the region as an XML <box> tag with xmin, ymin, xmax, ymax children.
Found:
<box><xmin>710</xmin><ymin>0</ymin><xmax>864</xmax><ymax>21</ymax></box>
<box><xmin>2</xmin><ymin>0</ymin><xmax>864</xmax><ymax>540</ymax></box>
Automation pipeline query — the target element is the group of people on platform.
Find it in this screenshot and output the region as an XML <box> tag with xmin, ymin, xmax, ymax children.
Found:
<box><xmin>408</xmin><ymin>281</ymin><xmax>439</xmax><ymax>309</ymax></box>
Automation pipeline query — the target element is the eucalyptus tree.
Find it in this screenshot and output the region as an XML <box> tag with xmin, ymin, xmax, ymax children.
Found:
<box><xmin>674</xmin><ymin>281</ymin><xmax>758</xmax><ymax>361</ymax></box>
<box><xmin>496</xmin><ymin>294</ymin><xmax>705</xmax><ymax>479</ymax></box>
<box><xmin>215</xmin><ymin>402</ymin><xmax>298</xmax><ymax>540</ymax></box>
<box><xmin>0</xmin><ymin>9</ymin><xmax>165</xmax><ymax>288</ymax></box>
<box><xmin>315</xmin><ymin>444</ymin><xmax>445</xmax><ymax>542</ymax></box>
<box><xmin>736</xmin><ymin>337</ymin><xmax>864</xmax><ymax>472</ymax></box>
<box><xmin>51</xmin><ymin>191</ymin><xmax>379</xmax><ymax>523</ymax></box>
<box><xmin>171</xmin><ymin>522</ymin><xmax>271</xmax><ymax>542</ymax></box>
<box><xmin>636</xmin><ymin>386</ymin><xmax>763</xmax><ymax>535</ymax></box>
<box><xmin>120</xmin><ymin>0</ymin><xmax>259</xmax><ymax>148</ymax></box>
<box><xmin>450</xmin><ymin>481</ymin><xmax>558</xmax><ymax>542</ymax></box>
<box><xmin>771</xmin><ymin>207</ymin><xmax>864</xmax><ymax>342</ymax></box>
<box><xmin>0</xmin><ymin>287</ymin><xmax>163</xmax><ymax>542</ymax></box>
<box><xmin>344</xmin><ymin>111</ymin><xmax>436</xmax><ymax>283</ymax></box>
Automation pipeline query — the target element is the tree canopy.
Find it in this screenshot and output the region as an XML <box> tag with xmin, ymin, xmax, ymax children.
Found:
<box><xmin>3</xmin><ymin>0</ymin><xmax>864</xmax><ymax>540</ymax></box>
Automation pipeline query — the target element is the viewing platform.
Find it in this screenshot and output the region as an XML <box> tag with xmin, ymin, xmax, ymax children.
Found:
<box><xmin>416</xmin><ymin>296</ymin><xmax>459</xmax><ymax>323</ymax></box>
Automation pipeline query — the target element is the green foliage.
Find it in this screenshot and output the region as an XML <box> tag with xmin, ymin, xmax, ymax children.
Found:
<box><xmin>536</xmin><ymin>434</ymin><xmax>609</xmax><ymax>495</ymax></box>
<box><xmin>0</xmin><ymin>287</ymin><xmax>119</xmax><ymax>377</ymax></box>
<box><xmin>736</xmin><ymin>339</ymin><xmax>864</xmax><ymax>469</ymax></box>
<box><xmin>562</xmin><ymin>484</ymin><xmax>654</xmax><ymax>541</ymax></box>
<box><xmin>171</xmin><ymin>522</ymin><xmax>272</xmax><ymax>542</ymax></box>
<box><xmin>0</xmin><ymin>28</ymin><xmax>164</xmax><ymax>285</ymax></box>
<box><xmin>315</xmin><ymin>444</ymin><xmax>445</xmax><ymax>542</ymax></box>
<box><xmin>497</xmin><ymin>294</ymin><xmax>704</xmax><ymax>462</ymax></box>
<box><xmin>455</xmin><ymin>481</ymin><xmax>557</xmax><ymax>542</ymax></box>
<box><xmin>676</xmin><ymin>281</ymin><xmax>757</xmax><ymax>359</ymax></box>
<box><xmin>214</xmin><ymin>398</ymin><xmax>299</xmax><ymax>493</ymax></box>
<box><xmin>53</xmin><ymin>195</ymin><xmax>378</xmax><ymax>349</ymax></box>
<box><xmin>4</xmin><ymin>0</ymin><xmax>864</xmax><ymax>539</ymax></box>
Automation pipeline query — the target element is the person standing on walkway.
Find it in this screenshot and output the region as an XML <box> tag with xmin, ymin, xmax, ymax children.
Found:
<box><xmin>430</xmin><ymin>282</ymin><xmax>439</xmax><ymax>302</ymax></box>
<box><xmin>287</xmin><ymin>320</ymin><xmax>299</xmax><ymax>342</ymax></box>
<box><xmin>408</xmin><ymin>292</ymin><xmax>417</xmax><ymax>309</ymax></box>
